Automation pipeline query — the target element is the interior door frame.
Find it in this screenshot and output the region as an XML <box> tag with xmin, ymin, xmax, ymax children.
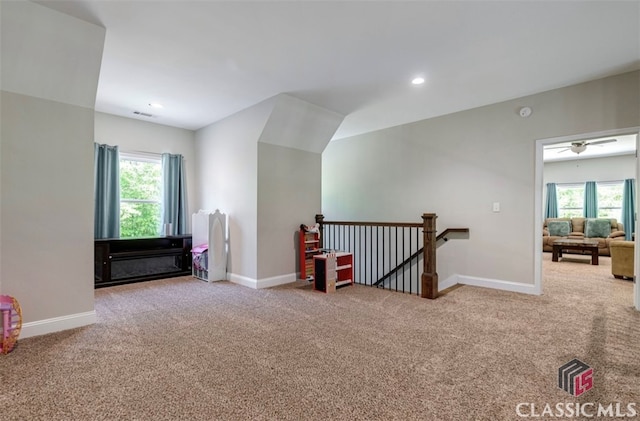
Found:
<box><xmin>635</xmin><ymin>130</ymin><xmax>639</xmax><ymax>311</ymax></box>
<box><xmin>534</xmin><ymin>126</ymin><xmax>640</xmax><ymax>311</ymax></box>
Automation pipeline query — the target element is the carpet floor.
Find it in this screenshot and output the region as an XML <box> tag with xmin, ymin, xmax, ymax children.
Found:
<box><xmin>1</xmin><ymin>253</ymin><xmax>638</xmax><ymax>420</ymax></box>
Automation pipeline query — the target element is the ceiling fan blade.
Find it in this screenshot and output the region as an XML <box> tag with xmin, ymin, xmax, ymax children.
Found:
<box><xmin>586</xmin><ymin>139</ymin><xmax>617</xmax><ymax>146</ymax></box>
<box><xmin>556</xmin><ymin>148</ymin><xmax>570</xmax><ymax>154</ymax></box>
<box><xmin>545</xmin><ymin>145</ymin><xmax>572</xmax><ymax>150</ymax></box>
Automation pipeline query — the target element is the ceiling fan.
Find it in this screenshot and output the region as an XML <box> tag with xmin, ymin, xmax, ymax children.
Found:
<box><xmin>546</xmin><ymin>138</ymin><xmax>617</xmax><ymax>155</ymax></box>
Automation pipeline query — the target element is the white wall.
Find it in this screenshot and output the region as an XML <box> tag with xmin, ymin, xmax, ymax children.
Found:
<box><xmin>0</xmin><ymin>1</ymin><xmax>105</xmax><ymax>334</ymax></box>
<box><xmin>257</xmin><ymin>143</ymin><xmax>321</xmax><ymax>280</ymax></box>
<box><xmin>1</xmin><ymin>92</ymin><xmax>97</xmax><ymax>325</ymax></box>
<box><xmin>322</xmin><ymin>71</ymin><xmax>640</xmax><ymax>289</ymax></box>
<box><xmin>255</xmin><ymin>94</ymin><xmax>340</xmax><ymax>283</ymax></box>
<box><xmin>94</xmin><ymin>112</ymin><xmax>197</xmax><ymax>232</ymax></box>
<box><xmin>195</xmin><ymin>100</ymin><xmax>271</xmax><ymax>280</ymax></box>
<box><xmin>544</xmin><ymin>154</ymin><xmax>636</xmax><ymax>185</ymax></box>
<box><xmin>195</xmin><ymin>95</ymin><xmax>333</xmax><ymax>286</ymax></box>
<box><xmin>0</xmin><ymin>1</ymin><xmax>104</xmax><ymax>110</ymax></box>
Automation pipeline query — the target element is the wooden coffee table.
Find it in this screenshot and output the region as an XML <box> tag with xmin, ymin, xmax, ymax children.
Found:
<box><xmin>552</xmin><ymin>238</ymin><xmax>599</xmax><ymax>265</ymax></box>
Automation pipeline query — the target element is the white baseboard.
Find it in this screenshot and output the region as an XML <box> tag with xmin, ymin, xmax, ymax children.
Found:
<box><xmin>440</xmin><ymin>274</ymin><xmax>540</xmax><ymax>295</ymax></box>
<box><xmin>227</xmin><ymin>273</ymin><xmax>256</xmax><ymax>288</ymax></box>
<box><xmin>228</xmin><ymin>272</ymin><xmax>296</xmax><ymax>289</ymax></box>
<box><xmin>439</xmin><ymin>274</ymin><xmax>460</xmax><ymax>291</ymax></box>
<box><xmin>257</xmin><ymin>273</ymin><xmax>297</xmax><ymax>289</ymax></box>
<box><xmin>20</xmin><ymin>310</ymin><xmax>96</xmax><ymax>339</ymax></box>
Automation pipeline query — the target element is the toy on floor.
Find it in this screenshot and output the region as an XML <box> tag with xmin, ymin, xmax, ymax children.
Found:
<box><xmin>0</xmin><ymin>295</ymin><xmax>22</xmax><ymax>354</ymax></box>
<box><xmin>300</xmin><ymin>223</ymin><xmax>320</xmax><ymax>236</ymax></box>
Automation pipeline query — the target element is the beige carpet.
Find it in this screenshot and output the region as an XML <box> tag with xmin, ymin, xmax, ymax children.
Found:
<box><xmin>1</xmin><ymin>253</ymin><xmax>638</xmax><ymax>420</ymax></box>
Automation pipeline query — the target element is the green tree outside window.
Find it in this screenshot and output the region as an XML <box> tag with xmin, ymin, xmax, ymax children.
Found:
<box><xmin>120</xmin><ymin>159</ymin><xmax>162</xmax><ymax>238</ymax></box>
<box><xmin>556</xmin><ymin>181</ymin><xmax>623</xmax><ymax>220</ymax></box>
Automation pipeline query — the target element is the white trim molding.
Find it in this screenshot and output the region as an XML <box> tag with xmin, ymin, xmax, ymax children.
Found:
<box><xmin>440</xmin><ymin>274</ymin><xmax>539</xmax><ymax>295</ymax></box>
<box><xmin>228</xmin><ymin>272</ymin><xmax>296</xmax><ymax>289</ymax></box>
<box><xmin>20</xmin><ymin>310</ymin><xmax>96</xmax><ymax>339</ymax></box>
<box><xmin>227</xmin><ymin>273</ymin><xmax>256</xmax><ymax>288</ymax></box>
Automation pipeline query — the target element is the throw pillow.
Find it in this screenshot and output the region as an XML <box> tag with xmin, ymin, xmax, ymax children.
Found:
<box><xmin>585</xmin><ymin>218</ymin><xmax>612</xmax><ymax>238</ymax></box>
<box><xmin>547</xmin><ymin>221</ymin><xmax>570</xmax><ymax>237</ymax></box>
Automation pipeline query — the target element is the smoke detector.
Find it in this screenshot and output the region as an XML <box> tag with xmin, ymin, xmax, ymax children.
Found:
<box><xmin>519</xmin><ymin>106</ymin><xmax>532</xmax><ymax>118</ymax></box>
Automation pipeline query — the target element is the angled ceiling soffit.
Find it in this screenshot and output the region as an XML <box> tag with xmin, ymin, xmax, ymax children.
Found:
<box><xmin>258</xmin><ymin>94</ymin><xmax>344</xmax><ymax>154</ymax></box>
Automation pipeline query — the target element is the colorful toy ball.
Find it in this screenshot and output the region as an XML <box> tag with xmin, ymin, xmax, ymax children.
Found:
<box><xmin>0</xmin><ymin>295</ymin><xmax>22</xmax><ymax>354</ymax></box>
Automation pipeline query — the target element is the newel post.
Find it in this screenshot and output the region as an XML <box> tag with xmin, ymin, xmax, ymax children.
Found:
<box><xmin>315</xmin><ymin>214</ymin><xmax>325</xmax><ymax>249</ymax></box>
<box><xmin>421</xmin><ymin>213</ymin><xmax>439</xmax><ymax>299</ymax></box>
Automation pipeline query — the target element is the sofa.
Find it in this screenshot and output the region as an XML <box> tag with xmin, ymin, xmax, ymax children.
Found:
<box><xmin>542</xmin><ymin>217</ymin><xmax>625</xmax><ymax>256</ymax></box>
<box><xmin>610</xmin><ymin>241</ymin><xmax>634</xmax><ymax>279</ymax></box>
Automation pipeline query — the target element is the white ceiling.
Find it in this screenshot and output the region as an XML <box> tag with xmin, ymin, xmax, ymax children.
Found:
<box><xmin>35</xmin><ymin>1</ymin><xmax>640</xmax><ymax>140</ymax></box>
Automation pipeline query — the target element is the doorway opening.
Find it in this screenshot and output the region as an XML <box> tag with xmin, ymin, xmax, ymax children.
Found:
<box><xmin>535</xmin><ymin>128</ymin><xmax>640</xmax><ymax>311</ymax></box>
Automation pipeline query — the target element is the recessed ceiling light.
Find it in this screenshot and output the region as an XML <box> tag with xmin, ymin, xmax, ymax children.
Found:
<box><xmin>149</xmin><ymin>102</ymin><xmax>164</xmax><ymax>109</ymax></box>
<box><xmin>411</xmin><ymin>77</ymin><xmax>425</xmax><ymax>85</ymax></box>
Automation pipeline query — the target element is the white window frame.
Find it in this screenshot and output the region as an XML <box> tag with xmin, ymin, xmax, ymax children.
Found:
<box><xmin>595</xmin><ymin>180</ymin><xmax>624</xmax><ymax>221</ymax></box>
<box><xmin>119</xmin><ymin>151</ymin><xmax>163</xmax><ymax>237</ymax></box>
<box><xmin>556</xmin><ymin>180</ymin><xmax>624</xmax><ymax>220</ymax></box>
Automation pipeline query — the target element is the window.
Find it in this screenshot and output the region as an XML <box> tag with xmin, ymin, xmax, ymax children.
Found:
<box><xmin>557</xmin><ymin>183</ymin><xmax>584</xmax><ymax>218</ymax></box>
<box><xmin>119</xmin><ymin>153</ymin><xmax>162</xmax><ymax>238</ymax></box>
<box><xmin>596</xmin><ymin>181</ymin><xmax>623</xmax><ymax>221</ymax></box>
<box><xmin>556</xmin><ymin>181</ymin><xmax>624</xmax><ymax>220</ymax></box>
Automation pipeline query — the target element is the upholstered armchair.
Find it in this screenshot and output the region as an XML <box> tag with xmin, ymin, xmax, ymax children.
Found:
<box><xmin>609</xmin><ymin>241</ymin><xmax>634</xmax><ymax>280</ymax></box>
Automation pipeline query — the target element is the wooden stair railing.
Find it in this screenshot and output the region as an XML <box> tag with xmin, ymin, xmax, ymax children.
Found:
<box><xmin>315</xmin><ymin>213</ymin><xmax>469</xmax><ymax>299</ymax></box>
<box><xmin>421</xmin><ymin>214</ymin><xmax>473</xmax><ymax>299</ymax></box>
<box><xmin>373</xmin><ymin>227</ymin><xmax>470</xmax><ymax>289</ymax></box>
<box><xmin>421</xmin><ymin>213</ymin><xmax>438</xmax><ymax>299</ymax></box>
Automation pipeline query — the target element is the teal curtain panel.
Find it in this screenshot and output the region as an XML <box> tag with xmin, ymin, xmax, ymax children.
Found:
<box><xmin>622</xmin><ymin>178</ymin><xmax>635</xmax><ymax>240</ymax></box>
<box><xmin>545</xmin><ymin>183</ymin><xmax>558</xmax><ymax>219</ymax></box>
<box><xmin>162</xmin><ymin>153</ymin><xmax>187</xmax><ymax>235</ymax></box>
<box><xmin>583</xmin><ymin>181</ymin><xmax>598</xmax><ymax>218</ymax></box>
<box><xmin>94</xmin><ymin>143</ymin><xmax>120</xmax><ymax>239</ymax></box>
